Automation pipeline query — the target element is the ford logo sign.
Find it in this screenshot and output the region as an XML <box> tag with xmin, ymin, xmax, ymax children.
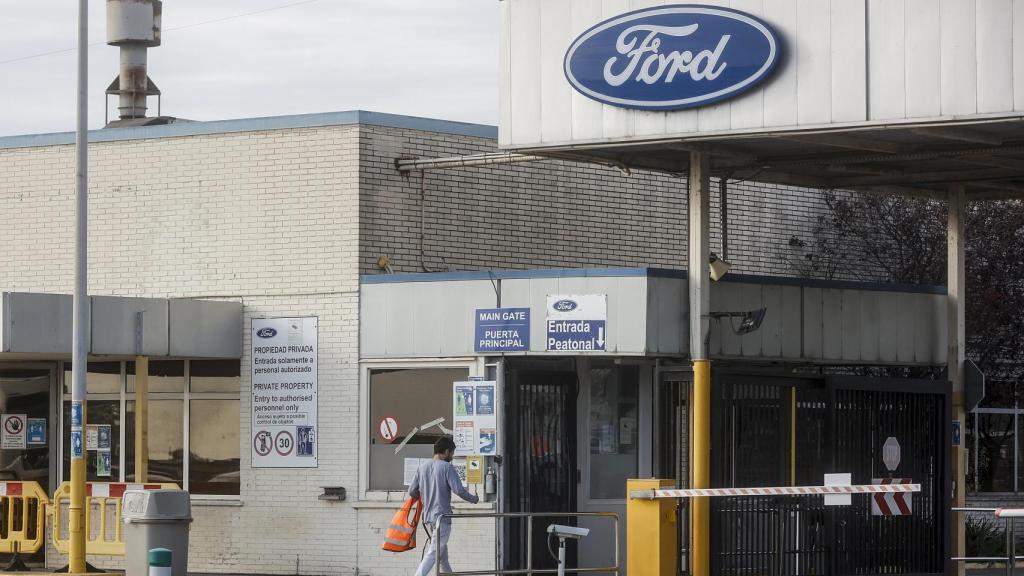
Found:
<box><xmin>564</xmin><ymin>5</ymin><xmax>780</xmax><ymax>111</ymax></box>
<box><xmin>553</xmin><ymin>300</ymin><xmax>578</xmax><ymax>312</ymax></box>
<box><xmin>256</xmin><ymin>328</ymin><xmax>277</xmax><ymax>339</ymax></box>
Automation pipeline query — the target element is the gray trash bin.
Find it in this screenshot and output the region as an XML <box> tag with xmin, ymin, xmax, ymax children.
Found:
<box><xmin>122</xmin><ymin>490</ymin><xmax>192</xmax><ymax>576</ymax></box>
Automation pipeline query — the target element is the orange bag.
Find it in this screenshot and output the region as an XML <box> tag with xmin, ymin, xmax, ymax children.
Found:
<box><xmin>382</xmin><ymin>496</ymin><xmax>421</xmax><ymax>552</ymax></box>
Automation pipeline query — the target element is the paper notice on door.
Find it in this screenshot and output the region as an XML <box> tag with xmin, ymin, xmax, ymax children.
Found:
<box><xmin>404</xmin><ymin>457</ymin><xmax>431</xmax><ymax>486</ymax></box>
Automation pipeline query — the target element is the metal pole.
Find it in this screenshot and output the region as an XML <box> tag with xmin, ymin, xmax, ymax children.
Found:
<box><xmin>435</xmin><ymin>519</ymin><xmax>442</xmax><ymax>576</ymax></box>
<box><xmin>1008</xmin><ymin>518</ymin><xmax>1013</xmax><ymax>576</ymax></box>
<box><xmin>526</xmin><ymin>516</ymin><xmax>533</xmax><ymax>576</ymax></box>
<box><xmin>1010</xmin><ymin>518</ymin><xmax>1016</xmax><ymax>576</ymax></box>
<box><xmin>69</xmin><ymin>0</ymin><xmax>90</xmax><ymax>571</ymax></box>
<box><xmin>689</xmin><ymin>152</ymin><xmax>712</xmax><ymax>576</ymax></box>
<box><xmin>557</xmin><ymin>538</ymin><xmax>566</xmax><ymax>576</ymax></box>
<box><xmin>948</xmin><ymin>185</ymin><xmax>967</xmax><ymax>576</ymax></box>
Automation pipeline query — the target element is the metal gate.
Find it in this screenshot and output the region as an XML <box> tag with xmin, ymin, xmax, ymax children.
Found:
<box><xmin>711</xmin><ymin>373</ymin><xmax>950</xmax><ymax>576</ymax></box>
<box><xmin>502</xmin><ymin>359</ymin><xmax>579</xmax><ymax>573</ymax></box>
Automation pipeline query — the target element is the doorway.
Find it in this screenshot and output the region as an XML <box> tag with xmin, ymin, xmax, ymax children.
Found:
<box><xmin>0</xmin><ymin>364</ymin><xmax>57</xmax><ymax>567</ymax></box>
<box><xmin>576</xmin><ymin>359</ymin><xmax>653</xmax><ymax>574</ymax></box>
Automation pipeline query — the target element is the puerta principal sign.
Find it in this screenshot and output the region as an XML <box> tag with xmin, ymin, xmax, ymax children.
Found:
<box><xmin>564</xmin><ymin>5</ymin><xmax>780</xmax><ymax>111</ymax></box>
<box><xmin>546</xmin><ymin>295</ymin><xmax>607</xmax><ymax>352</ymax></box>
<box><xmin>475</xmin><ymin>308</ymin><xmax>530</xmax><ymax>353</ymax></box>
<box><xmin>251</xmin><ymin>317</ymin><xmax>318</xmax><ymax>468</ymax></box>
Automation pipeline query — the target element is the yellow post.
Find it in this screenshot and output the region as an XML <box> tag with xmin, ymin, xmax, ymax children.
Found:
<box><xmin>691</xmin><ymin>360</ymin><xmax>711</xmax><ymax>576</ymax></box>
<box><xmin>69</xmin><ymin>402</ymin><xmax>86</xmax><ymax>573</ymax></box>
<box><xmin>627</xmin><ymin>479</ymin><xmax>677</xmax><ymax>576</ymax></box>
<box><xmin>135</xmin><ymin>356</ymin><xmax>149</xmax><ymax>482</ymax></box>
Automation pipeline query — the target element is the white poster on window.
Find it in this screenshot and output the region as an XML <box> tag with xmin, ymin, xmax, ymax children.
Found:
<box><xmin>452</xmin><ymin>381</ymin><xmax>500</xmax><ymax>457</ymax></box>
<box><xmin>251</xmin><ymin>317</ymin><xmax>318</xmax><ymax>468</ymax></box>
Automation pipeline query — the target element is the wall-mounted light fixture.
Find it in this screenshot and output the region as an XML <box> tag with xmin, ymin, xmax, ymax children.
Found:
<box><xmin>709</xmin><ymin>253</ymin><xmax>731</xmax><ymax>281</ymax></box>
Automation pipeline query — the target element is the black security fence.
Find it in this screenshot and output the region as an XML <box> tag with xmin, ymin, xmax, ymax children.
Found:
<box><xmin>711</xmin><ymin>373</ymin><xmax>949</xmax><ymax>576</ymax></box>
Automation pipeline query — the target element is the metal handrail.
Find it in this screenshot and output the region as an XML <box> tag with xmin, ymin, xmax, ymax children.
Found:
<box><xmin>951</xmin><ymin>507</ymin><xmax>1021</xmax><ymax>575</ymax></box>
<box><xmin>433</xmin><ymin>511</ymin><xmax>621</xmax><ymax>576</ymax></box>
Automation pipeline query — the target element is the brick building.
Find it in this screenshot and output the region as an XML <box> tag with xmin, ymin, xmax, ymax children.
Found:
<box><xmin>0</xmin><ymin>111</ymin><xmax>946</xmax><ymax>574</ymax></box>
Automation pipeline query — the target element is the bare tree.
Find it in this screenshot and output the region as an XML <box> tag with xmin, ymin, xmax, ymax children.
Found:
<box><xmin>795</xmin><ymin>191</ymin><xmax>1024</xmax><ymax>490</ymax></box>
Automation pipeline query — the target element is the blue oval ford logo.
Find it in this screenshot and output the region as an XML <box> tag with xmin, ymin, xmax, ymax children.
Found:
<box><xmin>564</xmin><ymin>5</ymin><xmax>780</xmax><ymax>111</ymax></box>
<box><xmin>256</xmin><ymin>328</ymin><xmax>277</xmax><ymax>339</ymax></box>
<box><xmin>553</xmin><ymin>300</ymin><xmax>578</xmax><ymax>312</ymax></box>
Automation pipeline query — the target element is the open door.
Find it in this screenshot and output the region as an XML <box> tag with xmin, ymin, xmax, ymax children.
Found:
<box><xmin>577</xmin><ymin>359</ymin><xmax>652</xmax><ymax>574</ymax></box>
<box><xmin>503</xmin><ymin>358</ymin><xmax>578</xmax><ymax>573</ymax></box>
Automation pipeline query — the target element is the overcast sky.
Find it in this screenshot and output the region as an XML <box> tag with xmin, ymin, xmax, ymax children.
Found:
<box><xmin>0</xmin><ymin>0</ymin><xmax>498</xmax><ymax>136</ymax></box>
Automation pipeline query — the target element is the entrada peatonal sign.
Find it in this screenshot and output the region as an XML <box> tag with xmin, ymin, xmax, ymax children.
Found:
<box><xmin>564</xmin><ymin>5</ymin><xmax>780</xmax><ymax>111</ymax></box>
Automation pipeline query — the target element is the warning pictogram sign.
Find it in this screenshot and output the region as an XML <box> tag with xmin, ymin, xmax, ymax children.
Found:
<box><xmin>871</xmin><ymin>478</ymin><xmax>913</xmax><ymax>516</ymax></box>
<box><xmin>253</xmin><ymin>431</ymin><xmax>273</xmax><ymax>457</ymax></box>
<box><xmin>379</xmin><ymin>416</ymin><xmax>399</xmax><ymax>443</ymax></box>
<box><xmin>1</xmin><ymin>414</ymin><xmax>26</xmax><ymax>450</ymax></box>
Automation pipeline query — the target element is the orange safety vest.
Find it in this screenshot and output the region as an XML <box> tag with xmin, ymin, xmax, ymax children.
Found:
<box><xmin>382</xmin><ymin>496</ymin><xmax>422</xmax><ymax>552</ymax></box>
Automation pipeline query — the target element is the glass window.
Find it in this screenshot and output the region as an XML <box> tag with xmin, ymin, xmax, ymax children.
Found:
<box><xmin>368</xmin><ymin>367</ymin><xmax>469</xmax><ymax>491</ymax></box>
<box><xmin>190</xmin><ymin>360</ymin><xmax>240</xmax><ymax>393</ymax></box>
<box><xmin>59</xmin><ymin>359</ymin><xmax>241</xmax><ymax>496</ymax></box>
<box><xmin>125</xmin><ymin>400</ymin><xmax>184</xmax><ymax>484</ymax></box>
<box><xmin>62</xmin><ymin>400</ymin><xmax>121</xmax><ymax>482</ymax></box>
<box><xmin>63</xmin><ymin>362</ymin><xmax>120</xmax><ymax>394</ymax></box>
<box><xmin>189</xmin><ymin>400</ymin><xmax>240</xmax><ymax>495</ymax></box>
<box><xmin>975</xmin><ymin>412</ymin><xmax>1015</xmax><ymax>492</ymax></box>
<box><xmin>0</xmin><ymin>369</ymin><xmax>51</xmax><ymax>484</ymax></box>
<box><xmin>588</xmin><ymin>363</ymin><xmax>639</xmax><ymax>500</ymax></box>
<box><xmin>127</xmin><ymin>361</ymin><xmax>185</xmax><ymax>393</ymax></box>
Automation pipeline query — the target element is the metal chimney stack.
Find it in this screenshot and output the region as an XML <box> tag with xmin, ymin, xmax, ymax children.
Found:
<box><xmin>106</xmin><ymin>0</ymin><xmax>162</xmax><ymax>121</ymax></box>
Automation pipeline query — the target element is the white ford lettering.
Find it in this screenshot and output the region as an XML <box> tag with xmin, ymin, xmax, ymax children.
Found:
<box><xmin>603</xmin><ymin>24</ymin><xmax>730</xmax><ymax>87</ymax></box>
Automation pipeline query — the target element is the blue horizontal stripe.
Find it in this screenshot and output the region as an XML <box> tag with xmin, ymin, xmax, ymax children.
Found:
<box><xmin>0</xmin><ymin>110</ymin><xmax>497</xmax><ymax>150</ymax></box>
<box><xmin>361</xmin><ymin>267</ymin><xmax>945</xmax><ymax>294</ymax></box>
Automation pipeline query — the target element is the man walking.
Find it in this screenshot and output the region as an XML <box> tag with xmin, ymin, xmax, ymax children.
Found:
<box><xmin>408</xmin><ymin>437</ymin><xmax>480</xmax><ymax>576</ymax></box>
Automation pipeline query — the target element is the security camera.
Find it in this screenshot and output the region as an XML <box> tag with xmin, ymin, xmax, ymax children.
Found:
<box><xmin>546</xmin><ymin>524</ymin><xmax>590</xmax><ymax>539</ymax></box>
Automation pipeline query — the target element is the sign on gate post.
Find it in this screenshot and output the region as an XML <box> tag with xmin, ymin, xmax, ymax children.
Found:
<box><xmin>546</xmin><ymin>295</ymin><xmax>607</xmax><ymax>352</ymax></box>
<box><xmin>251</xmin><ymin>317</ymin><xmax>318</xmax><ymax>468</ymax></box>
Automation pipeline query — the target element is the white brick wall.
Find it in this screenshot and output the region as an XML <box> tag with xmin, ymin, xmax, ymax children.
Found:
<box><xmin>0</xmin><ymin>125</ymin><xmax>378</xmax><ymax>575</ymax></box>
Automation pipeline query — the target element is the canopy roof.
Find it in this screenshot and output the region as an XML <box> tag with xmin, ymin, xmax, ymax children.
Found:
<box><xmin>534</xmin><ymin>117</ymin><xmax>1024</xmax><ymax>200</ymax></box>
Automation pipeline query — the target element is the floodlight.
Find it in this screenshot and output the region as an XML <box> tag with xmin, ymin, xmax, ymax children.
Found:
<box><xmin>709</xmin><ymin>308</ymin><xmax>768</xmax><ymax>335</ymax></box>
<box><xmin>709</xmin><ymin>253</ymin><xmax>731</xmax><ymax>281</ymax></box>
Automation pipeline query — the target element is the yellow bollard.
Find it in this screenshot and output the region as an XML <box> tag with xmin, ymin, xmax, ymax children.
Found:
<box><xmin>691</xmin><ymin>359</ymin><xmax>711</xmax><ymax>576</ymax></box>
<box><xmin>627</xmin><ymin>479</ymin><xmax>677</xmax><ymax>576</ymax></box>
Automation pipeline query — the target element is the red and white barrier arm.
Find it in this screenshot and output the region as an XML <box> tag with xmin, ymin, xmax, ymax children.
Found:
<box><xmin>630</xmin><ymin>483</ymin><xmax>921</xmax><ymax>499</ymax></box>
<box><xmin>995</xmin><ymin>508</ymin><xmax>1024</xmax><ymax>518</ymax></box>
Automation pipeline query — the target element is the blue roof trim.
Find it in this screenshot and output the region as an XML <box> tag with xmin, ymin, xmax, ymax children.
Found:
<box><xmin>361</xmin><ymin>267</ymin><xmax>946</xmax><ymax>294</ymax></box>
<box><xmin>0</xmin><ymin>110</ymin><xmax>497</xmax><ymax>150</ymax></box>
<box><xmin>360</xmin><ymin>267</ymin><xmax>671</xmax><ymax>284</ymax></box>
<box><xmin>721</xmin><ymin>273</ymin><xmax>947</xmax><ymax>295</ymax></box>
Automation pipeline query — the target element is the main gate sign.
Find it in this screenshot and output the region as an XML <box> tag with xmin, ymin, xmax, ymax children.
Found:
<box><xmin>564</xmin><ymin>5</ymin><xmax>780</xmax><ymax>111</ymax></box>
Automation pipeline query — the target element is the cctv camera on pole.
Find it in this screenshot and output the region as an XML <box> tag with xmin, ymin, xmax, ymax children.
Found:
<box><xmin>546</xmin><ymin>525</ymin><xmax>590</xmax><ymax>576</ymax></box>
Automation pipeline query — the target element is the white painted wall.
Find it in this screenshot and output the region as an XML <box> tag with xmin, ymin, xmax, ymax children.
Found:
<box><xmin>500</xmin><ymin>0</ymin><xmax>1024</xmax><ymax>149</ymax></box>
